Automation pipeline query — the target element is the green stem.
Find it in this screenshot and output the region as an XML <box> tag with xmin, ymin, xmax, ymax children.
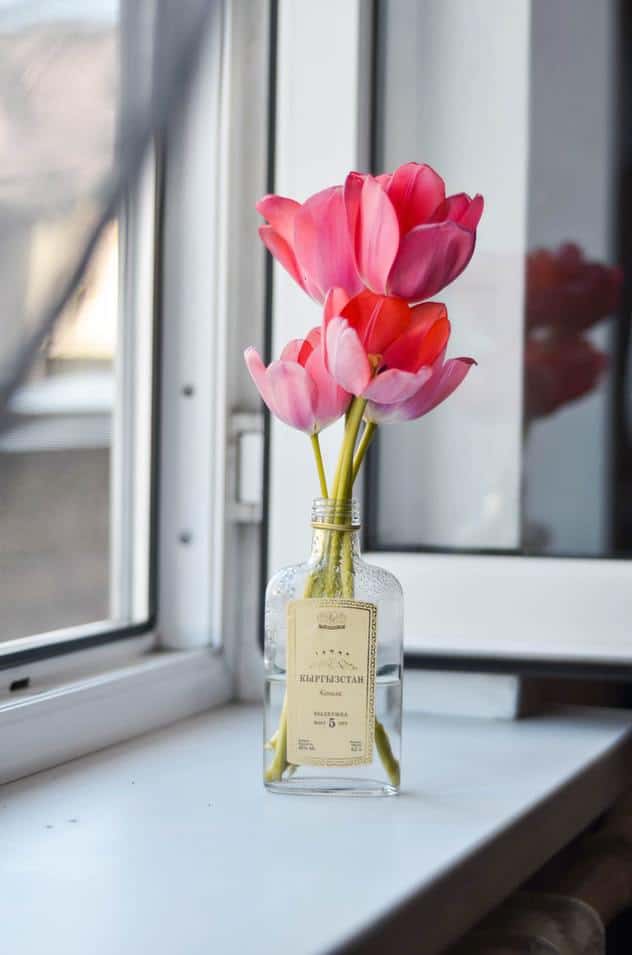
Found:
<box><xmin>352</xmin><ymin>421</ymin><xmax>376</xmax><ymax>486</ymax></box>
<box><xmin>310</xmin><ymin>433</ymin><xmax>329</xmax><ymax>499</ymax></box>
<box><xmin>325</xmin><ymin>398</ymin><xmax>366</xmax><ymax>596</ymax></box>
<box><xmin>375</xmin><ymin>718</ymin><xmax>400</xmax><ymax>787</ymax></box>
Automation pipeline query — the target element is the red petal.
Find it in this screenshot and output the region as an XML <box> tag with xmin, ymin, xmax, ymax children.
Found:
<box><xmin>381</xmin><ymin>303</ymin><xmax>449</xmax><ymax>372</ymax></box>
<box><xmin>341</xmin><ymin>291</ymin><xmax>410</xmax><ymax>356</ymax></box>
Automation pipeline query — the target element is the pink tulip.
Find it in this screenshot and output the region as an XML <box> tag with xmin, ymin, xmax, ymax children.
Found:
<box><xmin>257</xmin><ymin>163</ymin><xmax>483</xmax><ymax>306</ymax></box>
<box><xmin>244</xmin><ymin>328</ymin><xmax>351</xmax><ymax>434</ymax></box>
<box><xmin>256</xmin><ymin>188</ymin><xmax>364</xmax><ymax>304</ymax></box>
<box><xmin>344</xmin><ymin>162</ymin><xmax>484</xmax><ymax>302</ymax></box>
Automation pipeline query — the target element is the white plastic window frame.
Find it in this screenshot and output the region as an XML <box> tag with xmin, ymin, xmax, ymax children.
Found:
<box><xmin>0</xmin><ymin>0</ymin><xmax>267</xmax><ymax>784</ymax></box>
<box><xmin>266</xmin><ymin>0</ymin><xmax>632</xmax><ymax>674</ymax></box>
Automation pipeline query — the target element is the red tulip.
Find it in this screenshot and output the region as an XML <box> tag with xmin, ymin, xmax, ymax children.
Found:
<box><xmin>526</xmin><ymin>242</ymin><xmax>622</xmax><ymax>334</ymax></box>
<box><xmin>244</xmin><ymin>328</ymin><xmax>351</xmax><ymax>434</ymax></box>
<box><xmin>322</xmin><ymin>289</ymin><xmax>475</xmax><ymax>418</ymax></box>
<box><xmin>257</xmin><ymin>162</ymin><xmax>483</xmax><ymax>305</ymax></box>
<box><xmin>524</xmin><ymin>337</ymin><xmax>608</xmax><ymax>419</ymax></box>
<box><xmin>344</xmin><ymin>162</ymin><xmax>484</xmax><ymax>302</ymax></box>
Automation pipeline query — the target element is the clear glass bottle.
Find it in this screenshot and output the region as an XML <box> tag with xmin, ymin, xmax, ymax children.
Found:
<box><xmin>264</xmin><ymin>498</ymin><xmax>403</xmax><ymax>795</ymax></box>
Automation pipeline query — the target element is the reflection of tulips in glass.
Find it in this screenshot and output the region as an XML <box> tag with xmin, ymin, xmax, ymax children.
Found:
<box><xmin>525</xmin><ymin>242</ymin><xmax>622</xmax><ymax>421</ymax></box>
<box><xmin>248</xmin><ymin>162</ymin><xmax>483</xmax><ymax>792</ymax></box>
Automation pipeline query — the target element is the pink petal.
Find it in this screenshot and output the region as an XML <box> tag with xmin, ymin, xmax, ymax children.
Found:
<box><xmin>265</xmin><ymin>360</ymin><xmax>318</xmax><ymax>432</ymax></box>
<box><xmin>280</xmin><ymin>337</ymin><xmax>314</xmax><ymax>365</ymax></box>
<box><xmin>343</xmin><ymin>172</ymin><xmax>365</xmax><ymax>254</ymax></box>
<box><xmin>386</xmin><ymin>162</ymin><xmax>445</xmax><ymax>236</ymax></box>
<box><xmin>322</xmin><ymin>287</ymin><xmax>351</xmax><ymax>369</ymax></box>
<box><xmin>325</xmin><ymin>317</ymin><xmax>372</xmax><ymax>396</ymax></box>
<box><xmin>256</xmin><ymin>194</ymin><xmax>301</xmax><ymax>242</ymax></box>
<box><xmin>258</xmin><ymin>225</ymin><xmax>307</xmax><ymax>293</ymax></box>
<box><xmin>381</xmin><ymin>303</ymin><xmax>449</xmax><ymax>372</ymax></box>
<box><xmin>367</xmin><ymin>357</ymin><xmax>475</xmax><ymax>423</ymax></box>
<box><xmin>460</xmin><ymin>194</ymin><xmax>484</xmax><ymax>230</ymax></box>
<box><xmin>355</xmin><ymin>176</ymin><xmax>400</xmax><ymax>293</ymax></box>
<box><xmin>387</xmin><ymin>220</ymin><xmax>476</xmax><ymax>302</ymax></box>
<box><xmin>294</xmin><ymin>186</ymin><xmax>363</xmax><ymax>302</ymax></box>
<box><xmin>244</xmin><ymin>347</ymin><xmax>272</xmax><ymax>407</ymax></box>
<box><xmin>362</xmin><ymin>366</ymin><xmax>432</xmax><ymax>404</ymax></box>
<box><xmin>431</xmin><ymin>193</ymin><xmax>484</xmax><ymax>231</ymax></box>
<box><xmin>323</xmin><ymin>287</ymin><xmax>351</xmax><ymax>323</ymax></box>
<box><xmin>304</xmin><ymin>345</ymin><xmax>351</xmax><ymax>430</ymax></box>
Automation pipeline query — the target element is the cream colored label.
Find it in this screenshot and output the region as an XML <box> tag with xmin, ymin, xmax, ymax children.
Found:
<box><xmin>286</xmin><ymin>599</ymin><xmax>377</xmax><ymax>767</ymax></box>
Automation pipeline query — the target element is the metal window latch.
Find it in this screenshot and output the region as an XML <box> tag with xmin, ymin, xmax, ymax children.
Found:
<box><xmin>229</xmin><ymin>411</ymin><xmax>264</xmax><ymax>523</ymax></box>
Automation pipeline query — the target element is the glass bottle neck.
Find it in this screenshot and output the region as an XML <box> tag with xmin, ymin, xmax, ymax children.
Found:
<box><xmin>310</xmin><ymin>526</ymin><xmax>362</xmax><ymax>560</ymax></box>
<box><xmin>309</xmin><ymin>498</ymin><xmax>362</xmax><ymax>561</ymax></box>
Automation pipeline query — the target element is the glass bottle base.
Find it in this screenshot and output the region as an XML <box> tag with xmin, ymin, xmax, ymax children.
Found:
<box><xmin>264</xmin><ymin>776</ymin><xmax>399</xmax><ymax>797</ymax></box>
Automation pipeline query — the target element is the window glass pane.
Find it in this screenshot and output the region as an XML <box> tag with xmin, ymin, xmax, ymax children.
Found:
<box><xmin>1</xmin><ymin>226</ymin><xmax>118</xmax><ymax>641</ymax></box>
<box><xmin>0</xmin><ymin>2</ymin><xmax>154</xmax><ymax>644</ymax></box>
<box><xmin>370</xmin><ymin>0</ymin><xmax>628</xmax><ymax>559</ymax></box>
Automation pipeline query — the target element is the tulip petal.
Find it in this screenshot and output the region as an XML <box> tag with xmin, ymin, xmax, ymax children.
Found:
<box><xmin>431</xmin><ymin>193</ymin><xmax>484</xmax><ymax>231</ymax></box>
<box><xmin>381</xmin><ymin>303</ymin><xmax>449</xmax><ymax>373</ymax></box>
<box><xmin>258</xmin><ymin>225</ymin><xmax>307</xmax><ymax>293</ymax></box>
<box><xmin>354</xmin><ymin>176</ymin><xmax>400</xmax><ymax>293</ymax></box>
<box><xmin>322</xmin><ymin>287</ymin><xmax>351</xmax><ymax>369</ymax></box>
<box><xmin>266</xmin><ymin>360</ymin><xmax>318</xmax><ymax>432</ymax></box>
<box><xmin>256</xmin><ymin>194</ymin><xmax>301</xmax><ymax>241</ymax></box>
<box><xmin>325</xmin><ymin>317</ymin><xmax>372</xmax><ymax>396</ymax></box>
<box><xmin>387</xmin><ymin>220</ymin><xmax>476</xmax><ymax>302</ymax></box>
<box><xmin>341</xmin><ymin>290</ymin><xmax>410</xmax><ymax>356</ymax></box>
<box><xmin>280</xmin><ymin>337</ymin><xmax>314</xmax><ymax>365</ymax></box>
<box><xmin>294</xmin><ymin>186</ymin><xmax>363</xmax><ymax>302</ymax></box>
<box><xmin>244</xmin><ymin>347</ymin><xmax>272</xmax><ymax>406</ymax></box>
<box><xmin>344</xmin><ymin>172</ymin><xmax>364</xmax><ymax>254</ymax></box>
<box><xmin>304</xmin><ymin>345</ymin><xmax>351</xmax><ymax>430</ymax></box>
<box><xmin>367</xmin><ymin>357</ymin><xmax>475</xmax><ymax>423</ymax></box>
<box><xmin>323</xmin><ymin>287</ymin><xmax>351</xmax><ymax>323</ymax></box>
<box><xmin>386</xmin><ymin>162</ymin><xmax>445</xmax><ymax>236</ymax></box>
<box><xmin>460</xmin><ymin>194</ymin><xmax>484</xmax><ymax>230</ymax></box>
<box><xmin>362</xmin><ymin>366</ymin><xmax>432</xmax><ymax>404</ymax></box>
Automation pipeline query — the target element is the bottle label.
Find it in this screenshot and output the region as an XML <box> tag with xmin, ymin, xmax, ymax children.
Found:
<box><xmin>286</xmin><ymin>598</ymin><xmax>377</xmax><ymax>767</ymax></box>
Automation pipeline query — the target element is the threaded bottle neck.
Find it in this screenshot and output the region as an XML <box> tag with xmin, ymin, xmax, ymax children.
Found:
<box><xmin>311</xmin><ymin>497</ymin><xmax>361</xmax><ymax>530</ymax></box>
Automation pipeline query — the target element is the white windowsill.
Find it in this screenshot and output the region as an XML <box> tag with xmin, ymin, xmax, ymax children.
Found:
<box><xmin>3</xmin><ymin>704</ymin><xmax>632</xmax><ymax>955</ymax></box>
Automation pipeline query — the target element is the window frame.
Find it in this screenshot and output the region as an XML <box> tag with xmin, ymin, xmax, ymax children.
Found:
<box><xmin>0</xmin><ymin>0</ymin><xmax>272</xmax><ymax>781</ymax></box>
<box><xmin>263</xmin><ymin>0</ymin><xmax>632</xmax><ymax>680</ymax></box>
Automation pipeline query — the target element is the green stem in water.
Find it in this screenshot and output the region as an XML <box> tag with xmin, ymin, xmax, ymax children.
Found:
<box><xmin>310</xmin><ymin>433</ymin><xmax>329</xmax><ymax>499</ymax></box>
<box><xmin>375</xmin><ymin>718</ymin><xmax>400</xmax><ymax>787</ymax></box>
<box><xmin>264</xmin><ymin>694</ymin><xmax>289</xmax><ymax>783</ymax></box>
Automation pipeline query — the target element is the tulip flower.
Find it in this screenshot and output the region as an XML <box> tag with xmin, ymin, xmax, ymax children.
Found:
<box><xmin>344</xmin><ymin>163</ymin><xmax>484</xmax><ymax>302</ymax></box>
<box><xmin>256</xmin><ymin>188</ymin><xmax>364</xmax><ymax>304</ymax></box>
<box><xmin>257</xmin><ymin>162</ymin><xmax>483</xmax><ymax>305</ymax></box>
<box><xmin>244</xmin><ymin>327</ymin><xmax>351</xmax><ymax>435</ymax></box>
<box><xmin>322</xmin><ymin>289</ymin><xmax>474</xmax><ymax>418</ymax></box>
<box><xmin>526</xmin><ymin>242</ymin><xmax>622</xmax><ymax>334</ymax></box>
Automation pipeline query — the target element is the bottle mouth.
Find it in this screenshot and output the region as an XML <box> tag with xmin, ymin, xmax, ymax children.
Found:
<box><xmin>311</xmin><ymin>497</ymin><xmax>361</xmax><ymax>531</ymax></box>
